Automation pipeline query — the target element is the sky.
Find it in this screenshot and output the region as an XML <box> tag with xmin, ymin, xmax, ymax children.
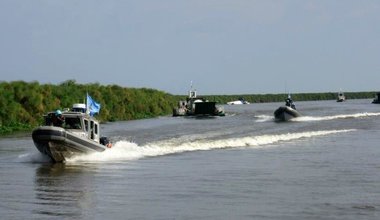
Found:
<box><xmin>0</xmin><ymin>0</ymin><xmax>379</xmax><ymax>95</ymax></box>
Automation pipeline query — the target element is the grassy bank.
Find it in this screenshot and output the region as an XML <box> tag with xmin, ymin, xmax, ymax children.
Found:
<box><xmin>187</xmin><ymin>91</ymin><xmax>376</xmax><ymax>104</ymax></box>
<box><xmin>0</xmin><ymin>80</ymin><xmax>177</xmax><ymax>135</ymax></box>
<box><xmin>0</xmin><ymin>80</ymin><xmax>378</xmax><ymax>135</ymax></box>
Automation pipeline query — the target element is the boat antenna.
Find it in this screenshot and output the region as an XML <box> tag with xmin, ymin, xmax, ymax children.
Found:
<box><xmin>189</xmin><ymin>80</ymin><xmax>196</xmax><ymax>98</ymax></box>
<box><xmin>284</xmin><ymin>81</ymin><xmax>288</xmax><ymax>95</ymax></box>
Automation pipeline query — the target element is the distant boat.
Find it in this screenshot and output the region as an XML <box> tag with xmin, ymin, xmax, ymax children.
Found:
<box><xmin>173</xmin><ymin>85</ymin><xmax>225</xmax><ymax>117</ymax></box>
<box><xmin>274</xmin><ymin>94</ymin><xmax>301</xmax><ymax>122</ymax></box>
<box><xmin>337</xmin><ymin>92</ymin><xmax>346</xmax><ymax>102</ymax></box>
<box><xmin>227</xmin><ymin>98</ymin><xmax>250</xmax><ymax>105</ymax></box>
<box><xmin>372</xmin><ymin>92</ymin><xmax>380</xmax><ymax>104</ymax></box>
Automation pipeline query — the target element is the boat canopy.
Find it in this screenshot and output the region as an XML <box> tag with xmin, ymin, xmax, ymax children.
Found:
<box><xmin>72</xmin><ymin>103</ymin><xmax>86</xmax><ymax>113</ymax></box>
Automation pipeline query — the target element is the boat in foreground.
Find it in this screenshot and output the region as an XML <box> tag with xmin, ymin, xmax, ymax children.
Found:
<box><xmin>32</xmin><ymin>99</ymin><xmax>111</xmax><ymax>162</ymax></box>
<box><xmin>274</xmin><ymin>95</ymin><xmax>301</xmax><ymax>121</ymax></box>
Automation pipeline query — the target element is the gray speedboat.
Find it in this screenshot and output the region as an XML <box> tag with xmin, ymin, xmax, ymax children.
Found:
<box><xmin>274</xmin><ymin>95</ymin><xmax>301</xmax><ymax>121</ymax></box>
<box><xmin>337</xmin><ymin>92</ymin><xmax>346</xmax><ymax>102</ymax></box>
<box><xmin>32</xmin><ymin>103</ymin><xmax>111</xmax><ymax>162</ymax></box>
<box><xmin>372</xmin><ymin>92</ymin><xmax>380</xmax><ymax>104</ymax></box>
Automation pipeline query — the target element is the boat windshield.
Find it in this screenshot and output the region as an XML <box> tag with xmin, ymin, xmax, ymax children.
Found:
<box><xmin>63</xmin><ymin>117</ymin><xmax>82</xmax><ymax>130</ymax></box>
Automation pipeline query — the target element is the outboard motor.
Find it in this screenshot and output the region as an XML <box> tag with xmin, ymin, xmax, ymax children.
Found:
<box><xmin>100</xmin><ymin>137</ymin><xmax>112</xmax><ymax>148</ymax></box>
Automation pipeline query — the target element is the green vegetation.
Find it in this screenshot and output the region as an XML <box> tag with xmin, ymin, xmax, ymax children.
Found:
<box><xmin>195</xmin><ymin>92</ymin><xmax>376</xmax><ymax>104</ymax></box>
<box><xmin>0</xmin><ymin>80</ymin><xmax>176</xmax><ymax>135</ymax></box>
<box><xmin>0</xmin><ymin>80</ymin><xmax>377</xmax><ymax>135</ymax></box>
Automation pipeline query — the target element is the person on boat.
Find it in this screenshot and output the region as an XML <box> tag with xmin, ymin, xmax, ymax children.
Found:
<box><xmin>52</xmin><ymin>110</ymin><xmax>65</xmax><ymax>127</ymax></box>
<box><xmin>285</xmin><ymin>98</ymin><xmax>291</xmax><ymax>107</ymax></box>
<box><xmin>285</xmin><ymin>98</ymin><xmax>296</xmax><ymax>110</ymax></box>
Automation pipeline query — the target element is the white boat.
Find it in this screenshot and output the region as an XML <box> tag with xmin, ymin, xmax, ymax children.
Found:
<box><xmin>227</xmin><ymin>98</ymin><xmax>250</xmax><ymax>105</ymax></box>
<box><xmin>274</xmin><ymin>95</ymin><xmax>301</xmax><ymax>121</ymax></box>
<box><xmin>32</xmin><ymin>96</ymin><xmax>111</xmax><ymax>162</ymax></box>
<box><xmin>173</xmin><ymin>85</ymin><xmax>225</xmax><ymax>117</ymax></box>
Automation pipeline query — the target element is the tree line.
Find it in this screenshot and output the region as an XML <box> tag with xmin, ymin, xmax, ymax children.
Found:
<box><xmin>196</xmin><ymin>92</ymin><xmax>377</xmax><ymax>104</ymax></box>
<box><xmin>0</xmin><ymin>80</ymin><xmax>176</xmax><ymax>134</ymax></box>
<box><xmin>0</xmin><ymin>80</ymin><xmax>378</xmax><ymax>134</ymax></box>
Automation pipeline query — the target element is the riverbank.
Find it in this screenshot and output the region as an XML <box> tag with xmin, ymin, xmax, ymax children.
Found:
<box><xmin>0</xmin><ymin>80</ymin><xmax>377</xmax><ymax>135</ymax></box>
<box><xmin>0</xmin><ymin>123</ymin><xmax>33</xmax><ymax>135</ymax></box>
<box><xmin>182</xmin><ymin>91</ymin><xmax>376</xmax><ymax>104</ymax></box>
<box><xmin>0</xmin><ymin>80</ymin><xmax>177</xmax><ymax>135</ymax></box>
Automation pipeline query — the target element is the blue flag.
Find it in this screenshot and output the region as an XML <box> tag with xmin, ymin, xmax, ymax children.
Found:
<box><xmin>87</xmin><ymin>94</ymin><xmax>101</xmax><ymax>116</ymax></box>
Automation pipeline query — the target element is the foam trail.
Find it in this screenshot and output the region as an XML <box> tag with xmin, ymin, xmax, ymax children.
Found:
<box><xmin>293</xmin><ymin>112</ymin><xmax>380</xmax><ymax>122</ymax></box>
<box><xmin>255</xmin><ymin>115</ymin><xmax>274</xmax><ymax>122</ymax></box>
<box><xmin>67</xmin><ymin>129</ymin><xmax>355</xmax><ymax>163</ymax></box>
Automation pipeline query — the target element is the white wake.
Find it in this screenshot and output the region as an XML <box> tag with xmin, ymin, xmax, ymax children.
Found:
<box><xmin>254</xmin><ymin>112</ymin><xmax>380</xmax><ymax>123</ymax></box>
<box><xmin>67</xmin><ymin>129</ymin><xmax>355</xmax><ymax>163</ymax></box>
<box><xmin>293</xmin><ymin>112</ymin><xmax>380</xmax><ymax>122</ymax></box>
<box><xmin>254</xmin><ymin>115</ymin><xmax>274</xmax><ymax>122</ymax></box>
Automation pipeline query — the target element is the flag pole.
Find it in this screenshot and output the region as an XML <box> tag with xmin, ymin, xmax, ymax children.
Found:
<box><xmin>86</xmin><ymin>92</ymin><xmax>89</xmax><ymax>115</ymax></box>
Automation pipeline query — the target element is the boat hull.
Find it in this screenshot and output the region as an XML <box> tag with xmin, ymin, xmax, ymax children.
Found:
<box><xmin>173</xmin><ymin>102</ymin><xmax>225</xmax><ymax>116</ymax></box>
<box><xmin>227</xmin><ymin>100</ymin><xmax>250</xmax><ymax>105</ymax></box>
<box><xmin>193</xmin><ymin>102</ymin><xmax>221</xmax><ymax>115</ymax></box>
<box><xmin>274</xmin><ymin>106</ymin><xmax>301</xmax><ymax>122</ymax></box>
<box><xmin>172</xmin><ymin>107</ymin><xmax>186</xmax><ymax>116</ymax></box>
<box><xmin>32</xmin><ymin>126</ymin><xmax>107</xmax><ymax>162</ymax></box>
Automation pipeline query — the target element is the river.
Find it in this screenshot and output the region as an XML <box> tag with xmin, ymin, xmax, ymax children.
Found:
<box><xmin>1</xmin><ymin>99</ymin><xmax>380</xmax><ymax>219</ymax></box>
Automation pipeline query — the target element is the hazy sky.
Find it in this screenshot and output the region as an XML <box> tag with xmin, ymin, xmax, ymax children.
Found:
<box><xmin>0</xmin><ymin>0</ymin><xmax>379</xmax><ymax>95</ymax></box>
